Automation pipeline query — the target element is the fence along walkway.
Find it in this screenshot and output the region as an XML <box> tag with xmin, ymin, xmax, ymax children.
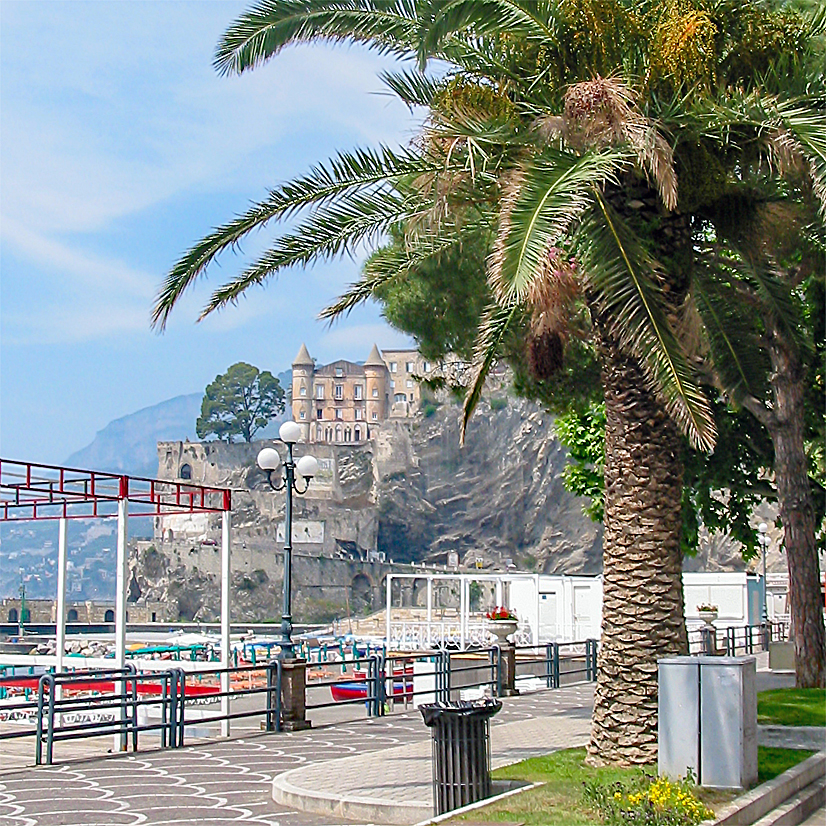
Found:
<box><xmin>0</xmin><ymin>621</ymin><xmax>783</xmax><ymax>766</ymax></box>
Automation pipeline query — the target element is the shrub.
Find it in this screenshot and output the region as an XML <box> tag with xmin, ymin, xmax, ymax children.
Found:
<box><xmin>489</xmin><ymin>396</ymin><xmax>508</xmax><ymax>411</ymax></box>
<box><xmin>583</xmin><ymin>774</ymin><xmax>714</xmax><ymax>826</ymax></box>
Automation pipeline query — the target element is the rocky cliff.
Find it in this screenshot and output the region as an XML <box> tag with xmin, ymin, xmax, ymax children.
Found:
<box><xmin>133</xmin><ymin>389</ymin><xmax>752</xmax><ymax>621</ymax></box>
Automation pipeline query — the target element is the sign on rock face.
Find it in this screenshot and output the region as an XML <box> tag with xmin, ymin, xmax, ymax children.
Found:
<box><xmin>277</xmin><ymin>520</ymin><xmax>325</xmax><ymax>544</ymax></box>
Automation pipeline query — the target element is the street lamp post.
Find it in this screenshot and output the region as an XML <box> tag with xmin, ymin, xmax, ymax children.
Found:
<box><xmin>257</xmin><ymin>421</ymin><xmax>318</xmax><ymax>659</ymax></box>
<box><xmin>18</xmin><ymin>570</ymin><xmax>26</xmax><ymax>637</ymax></box>
<box><xmin>758</xmin><ymin>522</ymin><xmax>769</xmax><ymax>625</ymax></box>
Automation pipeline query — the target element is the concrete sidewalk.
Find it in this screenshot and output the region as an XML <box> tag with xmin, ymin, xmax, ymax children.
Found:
<box><xmin>273</xmin><ymin>705</ymin><xmax>594</xmax><ymax>824</ymax></box>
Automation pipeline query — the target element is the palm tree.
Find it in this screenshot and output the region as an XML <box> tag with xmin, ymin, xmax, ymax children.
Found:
<box><xmin>153</xmin><ymin>0</ymin><xmax>826</xmax><ymax>760</ymax></box>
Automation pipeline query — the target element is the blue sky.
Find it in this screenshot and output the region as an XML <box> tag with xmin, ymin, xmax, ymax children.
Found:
<box><xmin>0</xmin><ymin>0</ymin><xmax>420</xmax><ymax>464</ymax></box>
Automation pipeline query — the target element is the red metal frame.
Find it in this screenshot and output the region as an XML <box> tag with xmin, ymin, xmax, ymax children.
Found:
<box><xmin>0</xmin><ymin>458</ymin><xmax>231</xmax><ymax>521</ymax></box>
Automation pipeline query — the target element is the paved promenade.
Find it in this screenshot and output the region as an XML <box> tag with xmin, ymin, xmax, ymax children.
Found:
<box><xmin>0</xmin><ymin>659</ymin><xmax>816</xmax><ymax>826</ymax></box>
<box><xmin>0</xmin><ymin>684</ymin><xmax>594</xmax><ymax>826</ymax></box>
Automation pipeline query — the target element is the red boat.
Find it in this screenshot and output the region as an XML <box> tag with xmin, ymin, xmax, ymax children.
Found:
<box><xmin>330</xmin><ymin>664</ymin><xmax>413</xmax><ymax>703</ymax></box>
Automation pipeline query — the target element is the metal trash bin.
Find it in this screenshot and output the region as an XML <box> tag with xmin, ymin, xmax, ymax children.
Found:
<box><xmin>420</xmin><ymin>698</ymin><xmax>502</xmax><ymax>815</ymax></box>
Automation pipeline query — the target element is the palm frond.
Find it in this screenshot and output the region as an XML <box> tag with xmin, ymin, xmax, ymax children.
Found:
<box><xmin>461</xmin><ymin>300</ymin><xmax>520</xmax><ymax>444</ymax></box>
<box><xmin>416</xmin><ymin>0</ymin><xmax>560</xmax><ymax>69</ymax></box>
<box><xmin>215</xmin><ymin>0</ymin><xmax>418</xmax><ymax>75</ymax></box>
<box><xmin>691</xmin><ymin>91</ymin><xmax>826</xmax><ymax>217</ymax></box>
<box><xmin>197</xmin><ymin>186</ymin><xmax>411</xmax><ymax>318</ymax></box>
<box><xmin>692</xmin><ymin>255</ymin><xmax>770</xmax><ymax>404</ymax></box>
<box><xmin>491</xmin><ymin>147</ymin><xmax>628</xmax><ymax>302</ymax></box>
<box><xmin>379</xmin><ymin>67</ymin><xmax>444</xmax><ymax>108</ymax></box>
<box><xmin>580</xmin><ymin>192</ymin><xmax>716</xmax><ymax>450</ymax></box>
<box><xmin>320</xmin><ymin>230</ymin><xmax>462</xmax><ymax>319</ymax></box>
<box><xmin>152</xmin><ymin>145</ymin><xmax>450</xmax><ymax>329</ymax></box>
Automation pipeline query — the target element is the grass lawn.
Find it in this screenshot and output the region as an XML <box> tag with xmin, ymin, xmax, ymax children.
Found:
<box><xmin>757</xmin><ymin>688</ymin><xmax>826</xmax><ymax>727</ymax></box>
<box><xmin>443</xmin><ymin>746</ymin><xmax>815</xmax><ymax>826</ymax></box>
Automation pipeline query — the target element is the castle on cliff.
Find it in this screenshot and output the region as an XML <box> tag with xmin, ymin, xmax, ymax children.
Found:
<box><xmin>290</xmin><ymin>343</ymin><xmax>435</xmax><ymax>444</ymax></box>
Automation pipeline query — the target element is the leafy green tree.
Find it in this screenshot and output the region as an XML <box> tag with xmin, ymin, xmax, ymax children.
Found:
<box><xmin>196</xmin><ymin>362</ymin><xmax>285</xmax><ymax>443</ymax></box>
<box><xmin>152</xmin><ymin>0</ymin><xmax>826</xmax><ymax>758</ymax></box>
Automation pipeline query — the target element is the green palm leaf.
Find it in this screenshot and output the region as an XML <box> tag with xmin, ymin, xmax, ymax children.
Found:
<box><xmin>491</xmin><ymin>147</ymin><xmax>628</xmax><ymax>302</ymax></box>
<box><xmin>579</xmin><ymin>193</ymin><xmax>716</xmax><ymax>450</ymax></box>
<box><xmin>692</xmin><ymin>255</ymin><xmax>770</xmax><ymax>404</ymax></box>
<box><xmin>215</xmin><ymin>0</ymin><xmax>419</xmax><ymax>75</ymax></box>
<box><xmin>461</xmin><ymin>300</ymin><xmax>520</xmax><ymax>443</ymax></box>
<box><xmin>320</xmin><ymin>229</ymin><xmax>464</xmax><ymax>319</ymax></box>
<box><xmin>197</xmin><ymin>186</ymin><xmax>412</xmax><ymax>318</ymax></box>
<box><xmin>417</xmin><ymin>0</ymin><xmax>560</xmax><ymax>68</ymax></box>
<box><xmin>152</xmin><ymin>145</ymin><xmax>451</xmax><ymax>328</ymax></box>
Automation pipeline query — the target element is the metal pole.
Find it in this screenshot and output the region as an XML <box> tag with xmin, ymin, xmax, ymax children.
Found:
<box><xmin>426</xmin><ymin>576</ymin><xmax>432</xmax><ymax>648</ymax></box>
<box><xmin>281</xmin><ymin>443</ymin><xmax>295</xmax><ymax>658</ymax></box>
<box><xmin>759</xmin><ymin>523</ymin><xmax>769</xmax><ymax>625</ymax></box>
<box><xmin>18</xmin><ymin>575</ymin><xmax>26</xmax><ymax>636</ymax></box>
<box><xmin>386</xmin><ymin>574</ymin><xmax>392</xmax><ymax>647</ymax></box>
<box><xmin>115</xmin><ymin>487</ymin><xmax>129</xmax><ymax>752</ymax></box>
<box><xmin>55</xmin><ymin>518</ymin><xmax>68</xmax><ymax>712</ymax></box>
<box><xmin>221</xmin><ymin>509</ymin><xmax>232</xmax><ymax>736</ymax></box>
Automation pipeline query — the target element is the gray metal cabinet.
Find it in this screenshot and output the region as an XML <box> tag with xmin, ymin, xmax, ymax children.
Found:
<box><xmin>658</xmin><ymin>656</ymin><xmax>757</xmax><ymax>789</ymax></box>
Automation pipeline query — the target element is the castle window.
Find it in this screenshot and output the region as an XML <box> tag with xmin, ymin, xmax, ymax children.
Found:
<box><xmin>336</xmin><ymin>425</ymin><xmax>343</xmax><ymax>442</ymax></box>
<box><xmin>334</xmin><ymin>384</ymin><xmax>343</xmax><ymax>399</ymax></box>
<box><xmin>179</xmin><ymin>464</ymin><xmax>192</xmax><ymax>480</ymax></box>
<box><xmin>344</xmin><ymin>427</ymin><xmax>352</xmax><ymax>442</ymax></box>
<box><xmin>355</xmin><ymin>408</ymin><xmax>363</xmax><ymax>420</ymax></box>
<box><xmin>423</xmin><ymin>361</ymin><xmax>430</xmax><ymax>372</ymax></box>
<box><xmin>104</xmin><ymin>609</ymin><xmax>115</xmax><ymax>622</ymax></box>
<box><xmin>316</xmin><ymin>426</ymin><xmax>323</xmax><ymax>441</ymax></box>
<box><xmin>299</xmin><ymin>385</ymin><xmax>307</xmax><ymax>397</ymax></box>
<box><xmin>355</xmin><ymin>427</ymin><xmax>362</xmax><ymax>441</ymax></box>
<box><xmin>389</xmin><ymin>361</ymin><xmax>397</xmax><ymax>372</ymax></box>
<box><xmin>299</xmin><ymin>410</ymin><xmax>306</xmax><ymax>420</ymax></box>
<box><xmin>395</xmin><ymin>393</ymin><xmax>406</xmax><ymax>403</ymax></box>
<box><xmin>406</xmin><ymin>379</ymin><xmax>413</xmax><ymax>388</ymax></box>
<box><xmin>317</xmin><ymin>408</ymin><xmax>323</xmax><ymax>419</ymax></box>
<box><xmin>372</xmin><ymin>411</ymin><xmax>378</xmax><ymax>420</ymax></box>
<box><xmin>315</xmin><ymin>384</ymin><xmax>324</xmax><ymax>399</ymax></box>
<box><xmin>354</xmin><ymin>385</ymin><xmax>363</xmax><ymax>400</ymax></box>
<box><xmin>335</xmin><ymin>367</ymin><xmax>344</xmax><ymax>377</ymax></box>
<box><xmin>390</xmin><ymin>380</ymin><xmax>395</xmax><ymax>389</ymax></box>
<box><xmin>372</xmin><ymin>386</ymin><xmax>379</xmax><ymax>398</ymax></box>
<box><xmin>335</xmin><ymin>409</ymin><xmax>343</xmax><ymax>420</ymax></box>
<box><xmin>409</xmin><ymin>393</ymin><xmax>414</xmax><ymax>401</ymax></box>
<box><xmin>406</xmin><ymin>361</ymin><xmax>413</xmax><ymax>372</ymax></box>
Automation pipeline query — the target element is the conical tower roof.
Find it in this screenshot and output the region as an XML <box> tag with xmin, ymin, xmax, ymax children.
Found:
<box><xmin>292</xmin><ymin>342</ymin><xmax>314</xmax><ymax>367</ymax></box>
<box><xmin>363</xmin><ymin>343</ymin><xmax>385</xmax><ymax>368</ymax></box>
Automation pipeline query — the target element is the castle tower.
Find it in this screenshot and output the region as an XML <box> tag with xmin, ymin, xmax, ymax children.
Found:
<box><xmin>291</xmin><ymin>343</ymin><xmax>315</xmax><ymax>440</ymax></box>
<box><xmin>363</xmin><ymin>343</ymin><xmax>387</xmax><ymax>432</ymax></box>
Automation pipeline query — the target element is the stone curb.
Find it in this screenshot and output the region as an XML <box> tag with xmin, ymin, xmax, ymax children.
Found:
<box><xmin>710</xmin><ymin>751</ymin><xmax>826</xmax><ymax>826</ymax></box>
<box><xmin>413</xmin><ymin>781</ymin><xmax>542</xmax><ymax>826</ymax></box>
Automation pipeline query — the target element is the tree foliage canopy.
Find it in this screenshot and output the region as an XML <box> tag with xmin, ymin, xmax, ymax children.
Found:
<box><xmin>196</xmin><ymin>362</ymin><xmax>285</xmax><ymax>443</ymax></box>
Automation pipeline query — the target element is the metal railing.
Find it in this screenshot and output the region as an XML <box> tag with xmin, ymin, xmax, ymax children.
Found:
<box><xmin>4</xmin><ymin>623</ymin><xmax>789</xmax><ymax>766</ymax></box>
<box><xmin>513</xmin><ymin>640</ymin><xmax>598</xmax><ymax>689</ymax></box>
<box><xmin>686</xmin><ymin>621</ymin><xmax>784</xmax><ymax>656</ymax></box>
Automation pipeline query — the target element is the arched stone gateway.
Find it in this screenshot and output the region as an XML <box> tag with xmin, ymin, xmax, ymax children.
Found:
<box><xmin>104</xmin><ymin>609</ymin><xmax>115</xmax><ymax>623</ymax></box>
<box><xmin>350</xmin><ymin>573</ymin><xmax>373</xmax><ymax>614</ymax></box>
<box><xmin>7</xmin><ymin>608</ymin><xmax>18</xmax><ymax>623</ymax></box>
<box><xmin>67</xmin><ymin>608</ymin><xmax>79</xmax><ymax>622</ymax></box>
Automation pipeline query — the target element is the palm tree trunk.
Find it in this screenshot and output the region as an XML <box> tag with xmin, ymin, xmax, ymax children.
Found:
<box><xmin>588</xmin><ymin>341</ymin><xmax>687</xmax><ymax>765</ymax></box>
<box><xmin>766</xmin><ymin>328</ymin><xmax>825</xmax><ymax>688</ymax></box>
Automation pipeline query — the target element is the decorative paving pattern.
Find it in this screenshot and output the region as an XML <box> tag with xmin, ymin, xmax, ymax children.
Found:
<box><xmin>0</xmin><ymin>685</ymin><xmax>594</xmax><ymax>826</ymax></box>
